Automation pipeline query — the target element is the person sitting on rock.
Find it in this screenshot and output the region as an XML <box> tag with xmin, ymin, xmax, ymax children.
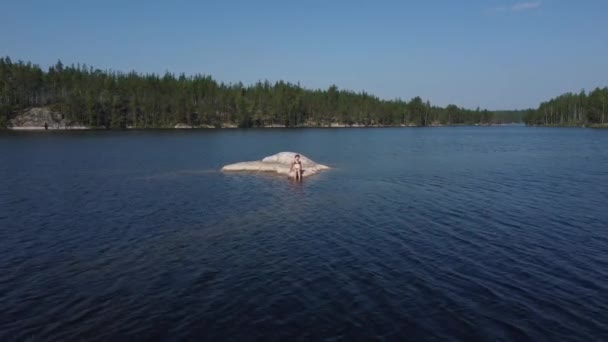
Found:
<box><xmin>290</xmin><ymin>154</ymin><xmax>303</xmax><ymax>181</ymax></box>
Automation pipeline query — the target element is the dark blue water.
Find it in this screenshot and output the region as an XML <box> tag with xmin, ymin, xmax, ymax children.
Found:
<box><xmin>1</xmin><ymin>127</ymin><xmax>607</xmax><ymax>341</ymax></box>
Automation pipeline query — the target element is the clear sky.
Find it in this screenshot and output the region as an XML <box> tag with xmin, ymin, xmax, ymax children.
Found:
<box><xmin>1</xmin><ymin>0</ymin><xmax>606</xmax><ymax>109</ymax></box>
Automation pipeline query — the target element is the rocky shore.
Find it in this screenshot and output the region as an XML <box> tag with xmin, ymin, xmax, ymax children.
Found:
<box><xmin>5</xmin><ymin>107</ymin><xmax>472</xmax><ymax>130</ymax></box>
<box><xmin>8</xmin><ymin>107</ymin><xmax>89</xmax><ymax>130</ymax></box>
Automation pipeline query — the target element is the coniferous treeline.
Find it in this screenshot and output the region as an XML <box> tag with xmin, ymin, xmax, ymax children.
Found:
<box><xmin>1</xmin><ymin>56</ymin><xmax>506</xmax><ymax>128</ymax></box>
<box><xmin>492</xmin><ymin>110</ymin><xmax>527</xmax><ymax>124</ymax></box>
<box><xmin>524</xmin><ymin>88</ymin><xmax>608</xmax><ymax>126</ymax></box>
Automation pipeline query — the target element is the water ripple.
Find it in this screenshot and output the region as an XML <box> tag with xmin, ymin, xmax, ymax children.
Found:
<box><xmin>1</xmin><ymin>127</ymin><xmax>608</xmax><ymax>340</ymax></box>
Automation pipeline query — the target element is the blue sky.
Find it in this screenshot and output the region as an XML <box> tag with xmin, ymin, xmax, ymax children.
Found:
<box><xmin>1</xmin><ymin>0</ymin><xmax>606</xmax><ymax>109</ymax></box>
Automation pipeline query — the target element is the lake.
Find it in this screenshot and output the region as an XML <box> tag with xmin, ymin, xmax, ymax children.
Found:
<box><xmin>1</xmin><ymin>127</ymin><xmax>607</xmax><ymax>341</ymax></box>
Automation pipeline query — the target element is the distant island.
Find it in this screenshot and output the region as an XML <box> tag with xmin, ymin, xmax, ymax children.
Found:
<box><xmin>2</xmin><ymin>56</ymin><xmax>602</xmax><ymax>129</ymax></box>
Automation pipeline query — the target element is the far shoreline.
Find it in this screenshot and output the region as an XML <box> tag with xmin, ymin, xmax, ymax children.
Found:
<box><xmin>3</xmin><ymin>123</ymin><xmax>528</xmax><ymax>131</ymax></box>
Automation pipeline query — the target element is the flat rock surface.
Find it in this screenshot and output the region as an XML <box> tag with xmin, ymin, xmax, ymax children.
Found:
<box><xmin>222</xmin><ymin>152</ymin><xmax>330</xmax><ymax>178</ymax></box>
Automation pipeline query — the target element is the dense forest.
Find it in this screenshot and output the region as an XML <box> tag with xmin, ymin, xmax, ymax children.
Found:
<box><xmin>492</xmin><ymin>110</ymin><xmax>526</xmax><ymax>124</ymax></box>
<box><xmin>523</xmin><ymin>88</ymin><xmax>608</xmax><ymax>127</ymax></box>
<box><xmin>1</xmin><ymin>56</ymin><xmax>519</xmax><ymax>129</ymax></box>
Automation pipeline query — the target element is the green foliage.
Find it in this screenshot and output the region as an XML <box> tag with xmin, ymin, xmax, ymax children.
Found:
<box><xmin>524</xmin><ymin>88</ymin><xmax>608</xmax><ymax>126</ymax></box>
<box><xmin>492</xmin><ymin>110</ymin><xmax>526</xmax><ymax>124</ymax></box>
<box><xmin>0</xmin><ymin>56</ymin><xmax>500</xmax><ymax>128</ymax></box>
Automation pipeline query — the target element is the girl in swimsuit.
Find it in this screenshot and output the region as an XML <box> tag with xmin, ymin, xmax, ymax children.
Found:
<box><xmin>290</xmin><ymin>154</ymin><xmax>303</xmax><ymax>181</ymax></box>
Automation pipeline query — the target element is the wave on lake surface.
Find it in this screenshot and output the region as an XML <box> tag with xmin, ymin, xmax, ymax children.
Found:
<box><xmin>1</xmin><ymin>127</ymin><xmax>607</xmax><ymax>340</ymax></box>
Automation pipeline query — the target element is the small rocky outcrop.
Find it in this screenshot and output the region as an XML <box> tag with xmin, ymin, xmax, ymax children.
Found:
<box><xmin>174</xmin><ymin>123</ymin><xmax>194</xmax><ymax>129</ymax></box>
<box><xmin>221</xmin><ymin>152</ymin><xmax>330</xmax><ymax>178</ymax></box>
<box><xmin>9</xmin><ymin>107</ymin><xmax>88</xmax><ymax>130</ymax></box>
